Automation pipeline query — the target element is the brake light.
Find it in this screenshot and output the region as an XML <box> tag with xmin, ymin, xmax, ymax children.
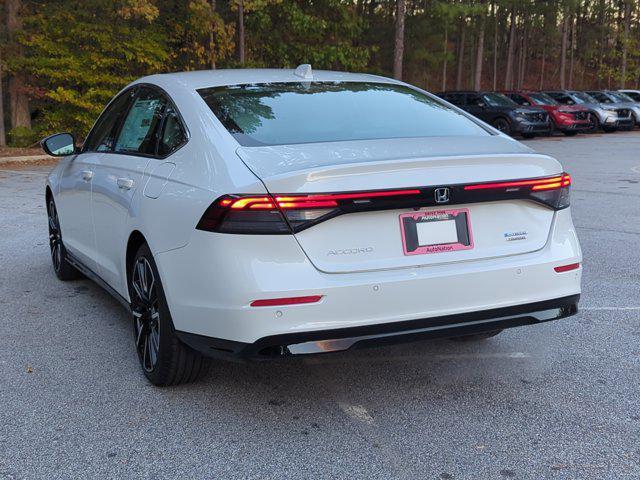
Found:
<box><xmin>224</xmin><ymin>189</ymin><xmax>421</xmax><ymax>210</ymax></box>
<box><xmin>196</xmin><ymin>189</ymin><xmax>423</xmax><ymax>234</ymax></box>
<box><xmin>464</xmin><ymin>174</ymin><xmax>571</xmax><ymax>191</ymax></box>
<box><xmin>463</xmin><ymin>173</ymin><xmax>571</xmax><ymax>209</ymax></box>
<box><xmin>195</xmin><ymin>175</ymin><xmax>572</xmax><ymax>235</ymax></box>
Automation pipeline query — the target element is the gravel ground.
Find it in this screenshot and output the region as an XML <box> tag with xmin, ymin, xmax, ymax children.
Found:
<box><xmin>1</xmin><ymin>131</ymin><xmax>639</xmax><ymax>480</ymax></box>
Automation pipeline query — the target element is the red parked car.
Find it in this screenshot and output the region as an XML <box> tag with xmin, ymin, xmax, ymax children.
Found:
<box><xmin>502</xmin><ymin>91</ymin><xmax>593</xmax><ymax>136</ymax></box>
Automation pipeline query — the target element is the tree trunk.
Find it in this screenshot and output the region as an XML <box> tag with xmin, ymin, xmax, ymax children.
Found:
<box><xmin>492</xmin><ymin>1</ymin><xmax>497</xmax><ymax>91</ymax></box>
<box><xmin>568</xmin><ymin>14</ymin><xmax>575</xmax><ymax>89</ymax></box>
<box><xmin>474</xmin><ymin>1</ymin><xmax>486</xmax><ymax>91</ymax></box>
<box><xmin>209</xmin><ymin>0</ymin><xmax>217</xmax><ymax>69</ymax></box>
<box><xmin>560</xmin><ymin>10</ymin><xmax>568</xmax><ymax>89</ymax></box>
<box><xmin>7</xmin><ymin>0</ymin><xmax>31</xmax><ymax>130</ymax></box>
<box><xmin>455</xmin><ymin>21</ymin><xmax>466</xmax><ymax>90</ymax></box>
<box><xmin>504</xmin><ymin>6</ymin><xmax>516</xmax><ymax>90</ymax></box>
<box><xmin>442</xmin><ymin>24</ymin><xmax>448</xmax><ymax>91</ymax></box>
<box><xmin>517</xmin><ymin>23</ymin><xmax>527</xmax><ymax>89</ymax></box>
<box><xmin>238</xmin><ymin>0</ymin><xmax>245</xmax><ymax>64</ymax></box>
<box><xmin>393</xmin><ymin>0</ymin><xmax>406</xmax><ymax>80</ymax></box>
<box><xmin>0</xmin><ymin>51</ymin><xmax>6</xmax><ymax>147</ymax></box>
<box><xmin>540</xmin><ymin>45</ymin><xmax>546</xmax><ymax>90</ymax></box>
<box><xmin>620</xmin><ymin>0</ymin><xmax>631</xmax><ymax>88</ymax></box>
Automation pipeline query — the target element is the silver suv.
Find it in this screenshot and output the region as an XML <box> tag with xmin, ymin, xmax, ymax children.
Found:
<box><xmin>544</xmin><ymin>90</ymin><xmax>634</xmax><ymax>132</ymax></box>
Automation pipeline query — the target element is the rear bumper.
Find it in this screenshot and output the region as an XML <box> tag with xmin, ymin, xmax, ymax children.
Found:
<box><xmin>156</xmin><ymin>207</ymin><xmax>581</xmax><ymax>348</ymax></box>
<box><xmin>177</xmin><ymin>294</ymin><xmax>580</xmax><ymax>360</ymax></box>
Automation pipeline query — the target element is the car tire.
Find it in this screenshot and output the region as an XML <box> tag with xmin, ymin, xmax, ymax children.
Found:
<box><xmin>129</xmin><ymin>243</ymin><xmax>209</xmax><ymax>386</ymax></box>
<box><xmin>521</xmin><ymin>132</ymin><xmax>535</xmax><ymax>139</ymax></box>
<box><xmin>47</xmin><ymin>197</ymin><xmax>82</xmax><ymax>281</ymax></box>
<box><xmin>492</xmin><ymin>117</ymin><xmax>511</xmax><ymax>135</ymax></box>
<box><xmin>563</xmin><ymin>131</ymin><xmax>578</xmax><ymax>136</ymax></box>
<box><xmin>450</xmin><ymin>329</ymin><xmax>504</xmax><ymax>341</ymax></box>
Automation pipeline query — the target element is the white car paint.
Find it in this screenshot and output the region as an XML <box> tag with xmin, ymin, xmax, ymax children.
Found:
<box><xmin>46</xmin><ymin>68</ymin><xmax>581</xmax><ymax>354</ymax></box>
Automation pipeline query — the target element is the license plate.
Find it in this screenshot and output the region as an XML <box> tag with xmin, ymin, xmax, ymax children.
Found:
<box><xmin>399</xmin><ymin>208</ymin><xmax>473</xmax><ymax>255</ymax></box>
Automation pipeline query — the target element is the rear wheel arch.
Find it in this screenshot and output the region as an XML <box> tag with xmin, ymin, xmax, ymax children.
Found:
<box><xmin>126</xmin><ymin>230</ymin><xmax>148</xmax><ymax>287</ymax></box>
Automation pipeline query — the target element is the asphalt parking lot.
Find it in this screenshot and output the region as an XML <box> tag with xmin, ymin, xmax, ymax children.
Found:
<box><xmin>1</xmin><ymin>131</ymin><xmax>639</xmax><ymax>480</ymax></box>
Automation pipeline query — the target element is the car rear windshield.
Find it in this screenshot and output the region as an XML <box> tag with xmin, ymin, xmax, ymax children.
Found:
<box><xmin>198</xmin><ymin>82</ymin><xmax>490</xmax><ymax>146</ymax></box>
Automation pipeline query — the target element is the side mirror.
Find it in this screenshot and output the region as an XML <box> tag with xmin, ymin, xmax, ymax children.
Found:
<box><xmin>477</xmin><ymin>101</ymin><xmax>486</xmax><ymax>108</ymax></box>
<box><xmin>41</xmin><ymin>133</ymin><xmax>76</xmax><ymax>157</ymax></box>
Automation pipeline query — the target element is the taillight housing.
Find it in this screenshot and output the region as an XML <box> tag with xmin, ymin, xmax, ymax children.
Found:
<box><xmin>463</xmin><ymin>173</ymin><xmax>571</xmax><ymax>210</ymax></box>
<box><xmin>196</xmin><ymin>189</ymin><xmax>422</xmax><ymax>234</ymax></box>
<box><xmin>196</xmin><ymin>174</ymin><xmax>571</xmax><ymax>235</ymax></box>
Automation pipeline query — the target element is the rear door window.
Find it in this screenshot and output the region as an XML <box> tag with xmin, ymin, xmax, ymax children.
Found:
<box><xmin>509</xmin><ymin>94</ymin><xmax>530</xmax><ymax>106</ymax></box>
<box><xmin>158</xmin><ymin>105</ymin><xmax>187</xmax><ymax>156</ymax></box>
<box><xmin>83</xmin><ymin>90</ymin><xmax>135</xmax><ymax>152</ymax></box>
<box><xmin>548</xmin><ymin>93</ymin><xmax>571</xmax><ymax>104</ymax></box>
<box><xmin>115</xmin><ymin>88</ymin><xmax>167</xmax><ymax>156</ymax></box>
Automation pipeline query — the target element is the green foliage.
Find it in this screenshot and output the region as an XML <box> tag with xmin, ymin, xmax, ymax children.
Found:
<box><xmin>244</xmin><ymin>0</ymin><xmax>370</xmax><ymax>70</ymax></box>
<box><xmin>7</xmin><ymin>126</ymin><xmax>41</xmax><ymax>147</ymax></box>
<box><xmin>2</xmin><ymin>0</ymin><xmax>639</xmax><ymax>139</ymax></box>
<box><xmin>9</xmin><ymin>0</ymin><xmax>169</xmax><ymax>137</ymax></box>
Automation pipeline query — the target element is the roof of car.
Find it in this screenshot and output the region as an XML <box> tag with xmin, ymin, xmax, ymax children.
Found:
<box><xmin>133</xmin><ymin>68</ymin><xmax>399</xmax><ymax>91</ymax></box>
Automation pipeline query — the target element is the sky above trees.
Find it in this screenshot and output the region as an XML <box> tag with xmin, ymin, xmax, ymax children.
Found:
<box><xmin>0</xmin><ymin>0</ymin><xmax>638</xmax><ymax>146</ymax></box>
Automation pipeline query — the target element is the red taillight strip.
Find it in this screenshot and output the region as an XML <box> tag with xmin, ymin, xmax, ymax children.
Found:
<box><xmin>554</xmin><ymin>262</ymin><xmax>580</xmax><ymax>273</ymax></box>
<box><xmin>225</xmin><ymin>189</ymin><xmax>422</xmax><ymax>211</ymax></box>
<box><xmin>250</xmin><ymin>295</ymin><xmax>324</xmax><ymax>307</ymax></box>
<box><xmin>463</xmin><ymin>173</ymin><xmax>571</xmax><ymax>192</ymax></box>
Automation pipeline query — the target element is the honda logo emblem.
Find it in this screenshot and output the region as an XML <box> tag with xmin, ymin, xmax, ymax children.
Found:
<box><xmin>434</xmin><ymin>187</ymin><xmax>450</xmax><ymax>204</ymax></box>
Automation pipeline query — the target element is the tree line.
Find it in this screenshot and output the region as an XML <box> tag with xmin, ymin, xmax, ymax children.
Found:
<box><xmin>0</xmin><ymin>0</ymin><xmax>638</xmax><ymax>147</ymax></box>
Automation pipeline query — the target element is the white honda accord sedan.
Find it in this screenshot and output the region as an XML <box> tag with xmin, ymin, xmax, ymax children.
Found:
<box><xmin>42</xmin><ymin>66</ymin><xmax>581</xmax><ymax>386</ymax></box>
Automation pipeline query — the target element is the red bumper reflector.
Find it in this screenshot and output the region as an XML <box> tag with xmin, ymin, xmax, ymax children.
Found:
<box><xmin>250</xmin><ymin>295</ymin><xmax>324</xmax><ymax>307</ymax></box>
<box><xmin>554</xmin><ymin>262</ymin><xmax>580</xmax><ymax>273</ymax></box>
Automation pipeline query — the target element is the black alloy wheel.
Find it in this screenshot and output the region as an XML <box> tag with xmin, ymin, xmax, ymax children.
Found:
<box><xmin>492</xmin><ymin>117</ymin><xmax>511</xmax><ymax>135</ymax></box>
<box><xmin>131</xmin><ymin>256</ymin><xmax>161</xmax><ymax>373</ymax></box>
<box><xmin>128</xmin><ymin>244</ymin><xmax>208</xmax><ymax>386</ymax></box>
<box><xmin>47</xmin><ymin>197</ymin><xmax>81</xmax><ymax>280</ymax></box>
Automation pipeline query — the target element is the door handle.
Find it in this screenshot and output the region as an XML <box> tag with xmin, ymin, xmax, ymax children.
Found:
<box><xmin>117</xmin><ymin>177</ymin><xmax>135</xmax><ymax>190</ymax></box>
<box><xmin>81</xmin><ymin>170</ymin><xmax>93</xmax><ymax>181</ymax></box>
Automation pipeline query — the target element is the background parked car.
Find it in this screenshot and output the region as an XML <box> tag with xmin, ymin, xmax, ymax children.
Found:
<box><xmin>543</xmin><ymin>90</ymin><xmax>634</xmax><ymax>132</ymax></box>
<box><xmin>584</xmin><ymin>90</ymin><xmax>640</xmax><ymax>127</ymax></box>
<box><xmin>437</xmin><ymin>91</ymin><xmax>551</xmax><ymax>138</ymax></box>
<box><xmin>619</xmin><ymin>89</ymin><xmax>640</xmax><ymax>102</ymax></box>
<box><xmin>502</xmin><ymin>91</ymin><xmax>593</xmax><ymax>136</ymax></box>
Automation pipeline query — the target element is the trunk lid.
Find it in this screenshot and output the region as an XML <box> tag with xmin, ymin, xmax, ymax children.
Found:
<box><xmin>237</xmin><ymin>136</ymin><xmax>563</xmax><ymax>273</ymax></box>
